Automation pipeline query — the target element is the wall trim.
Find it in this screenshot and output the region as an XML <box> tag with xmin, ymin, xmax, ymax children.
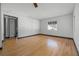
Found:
<box><xmin>39</xmin><ymin>33</ymin><xmax>73</xmax><ymax>39</ymax></box>
<box><xmin>17</xmin><ymin>33</ymin><xmax>73</xmax><ymax>39</ymax></box>
<box><xmin>17</xmin><ymin>34</ymin><xmax>40</xmax><ymax>39</ymax></box>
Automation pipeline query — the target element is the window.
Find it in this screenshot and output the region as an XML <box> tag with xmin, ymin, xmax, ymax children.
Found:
<box><xmin>48</xmin><ymin>21</ymin><xmax>57</xmax><ymax>31</ymax></box>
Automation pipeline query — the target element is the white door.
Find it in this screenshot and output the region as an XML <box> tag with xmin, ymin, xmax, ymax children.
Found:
<box><xmin>9</xmin><ymin>19</ymin><xmax>15</xmax><ymax>37</ymax></box>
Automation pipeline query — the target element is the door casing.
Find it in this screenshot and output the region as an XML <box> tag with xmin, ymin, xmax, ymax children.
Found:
<box><xmin>4</xmin><ymin>14</ymin><xmax>18</xmax><ymax>38</ymax></box>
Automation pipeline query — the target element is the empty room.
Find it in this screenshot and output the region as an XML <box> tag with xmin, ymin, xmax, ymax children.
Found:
<box><xmin>0</xmin><ymin>3</ymin><xmax>79</xmax><ymax>56</ymax></box>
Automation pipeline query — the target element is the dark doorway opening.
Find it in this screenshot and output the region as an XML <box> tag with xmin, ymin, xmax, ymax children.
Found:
<box><xmin>4</xmin><ymin>14</ymin><xmax>18</xmax><ymax>39</ymax></box>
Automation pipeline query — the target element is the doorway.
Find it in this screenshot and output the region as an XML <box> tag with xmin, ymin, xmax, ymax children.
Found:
<box><xmin>4</xmin><ymin>15</ymin><xmax>18</xmax><ymax>39</ymax></box>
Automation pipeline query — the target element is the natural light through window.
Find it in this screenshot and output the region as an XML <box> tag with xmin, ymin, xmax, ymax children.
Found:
<box><xmin>48</xmin><ymin>21</ymin><xmax>57</xmax><ymax>31</ymax></box>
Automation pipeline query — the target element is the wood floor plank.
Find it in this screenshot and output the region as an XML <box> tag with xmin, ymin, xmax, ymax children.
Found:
<box><xmin>0</xmin><ymin>35</ymin><xmax>78</xmax><ymax>56</ymax></box>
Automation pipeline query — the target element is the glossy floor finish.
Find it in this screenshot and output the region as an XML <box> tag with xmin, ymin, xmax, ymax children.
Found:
<box><xmin>0</xmin><ymin>35</ymin><xmax>78</xmax><ymax>56</ymax></box>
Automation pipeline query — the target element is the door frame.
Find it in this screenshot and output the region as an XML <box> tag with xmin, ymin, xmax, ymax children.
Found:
<box><xmin>4</xmin><ymin>14</ymin><xmax>18</xmax><ymax>38</ymax></box>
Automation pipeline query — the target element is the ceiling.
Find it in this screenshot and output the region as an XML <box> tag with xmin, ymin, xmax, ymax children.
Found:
<box><xmin>2</xmin><ymin>3</ymin><xmax>75</xmax><ymax>20</ymax></box>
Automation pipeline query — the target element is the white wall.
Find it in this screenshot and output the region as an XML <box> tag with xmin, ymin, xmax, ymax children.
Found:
<box><xmin>40</xmin><ymin>13</ymin><xmax>73</xmax><ymax>38</ymax></box>
<box><xmin>0</xmin><ymin>3</ymin><xmax>2</xmax><ymax>48</ymax></box>
<box><xmin>73</xmin><ymin>4</ymin><xmax>79</xmax><ymax>52</ymax></box>
<box><xmin>1</xmin><ymin>3</ymin><xmax>40</xmax><ymax>40</ymax></box>
<box><xmin>18</xmin><ymin>17</ymin><xmax>40</xmax><ymax>37</ymax></box>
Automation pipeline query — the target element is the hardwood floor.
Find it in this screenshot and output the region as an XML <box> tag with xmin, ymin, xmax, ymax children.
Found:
<box><xmin>0</xmin><ymin>35</ymin><xmax>78</xmax><ymax>56</ymax></box>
